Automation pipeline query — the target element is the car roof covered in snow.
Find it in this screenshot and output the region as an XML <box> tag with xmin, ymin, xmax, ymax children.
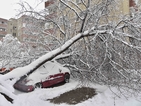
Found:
<box><xmin>26</xmin><ymin>61</ymin><xmax>70</xmax><ymax>85</ymax></box>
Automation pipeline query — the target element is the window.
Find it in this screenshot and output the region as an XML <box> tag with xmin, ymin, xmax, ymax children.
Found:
<box><xmin>23</xmin><ymin>38</ymin><xmax>29</xmax><ymax>42</ymax></box>
<box><xmin>30</xmin><ymin>39</ymin><xmax>36</xmax><ymax>42</ymax></box>
<box><xmin>32</xmin><ymin>45</ymin><xmax>36</xmax><ymax>48</ymax></box>
<box><xmin>13</xmin><ymin>33</ymin><xmax>16</xmax><ymax>37</ymax></box>
<box><xmin>76</xmin><ymin>0</ymin><xmax>81</xmax><ymax>4</ymax></box>
<box><xmin>0</xmin><ymin>28</ymin><xmax>6</xmax><ymax>31</ymax></box>
<box><xmin>25</xmin><ymin>18</ymin><xmax>29</xmax><ymax>21</ymax></box>
<box><xmin>13</xmin><ymin>26</ymin><xmax>16</xmax><ymax>30</ymax></box>
<box><xmin>64</xmin><ymin>16</ymin><xmax>69</xmax><ymax>27</ymax></box>
<box><xmin>48</xmin><ymin>6</ymin><xmax>57</xmax><ymax>14</ymax></box>
<box><xmin>23</xmin><ymin>23</ymin><xmax>26</xmax><ymax>27</ymax></box>
<box><xmin>0</xmin><ymin>21</ymin><xmax>7</xmax><ymax>25</ymax></box>
<box><xmin>59</xmin><ymin>17</ymin><xmax>63</xmax><ymax>25</ymax></box>
<box><xmin>45</xmin><ymin>23</ymin><xmax>49</xmax><ymax>29</ymax></box>
<box><xmin>59</xmin><ymin>2</ymin><xmax>64</xmax><ymax>9</ymax></box>
<box><xmin>76</xmin><ymin>11</ymin><xmax>85</xmax><ymax>21</ymax></box>
<box><xmin>59</xmin><ymin>0</ymin><xmax>68</xmax><ymax>9</ymax></box>
<box><xmin>0</xmin><ymin>35</ymin><xmax>4</xmax><ymax>37</ymax></box>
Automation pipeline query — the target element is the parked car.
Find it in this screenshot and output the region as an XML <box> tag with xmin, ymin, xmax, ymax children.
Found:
<box><xmin>14</xmin><ymin>61</ymin><xmax>70</xmax><ymax>92</ymax></box>
<box><xmin>0</xmin><ymin>68</ymin><xmax>15</xmax><ymax>75</ymax></box>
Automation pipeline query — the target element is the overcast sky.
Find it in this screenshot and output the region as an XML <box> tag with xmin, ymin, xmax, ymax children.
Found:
<box><xmin>0</xmin><ymin>0</ymin><xmax>44</xmax><ymax>19</ymax></box>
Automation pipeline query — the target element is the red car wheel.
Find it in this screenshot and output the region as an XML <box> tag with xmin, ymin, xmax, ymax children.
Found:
<box><xmin>35</xmin><ymin>82</ymin><xmax>42</xmax><ymax>88</ymax></box>
<box><xmin>64</xmin><ymin>74</ymin><xmax>70</xmax><ymax>83</ymax></box>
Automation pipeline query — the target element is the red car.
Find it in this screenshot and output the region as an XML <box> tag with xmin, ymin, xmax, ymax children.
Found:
<box><xmin>14</xmin><ymin>61</ymin><xmax>70</xmax><ymax>92</ymax></box>
<box><xmin>0</xmin><ymin>67</ymin><xmax>14</xmax><ymax>75</ymax></box>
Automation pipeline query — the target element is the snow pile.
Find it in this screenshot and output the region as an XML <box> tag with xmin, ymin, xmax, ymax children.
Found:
<box><xmin>124</xmin><ymin>99</ymin><xmax>141</xmax><ymax>106</ymax></box>
<box><xmin>0</xmin><ymin>80</ymin><xmax>141</xmax><ymax>106</ymax></box>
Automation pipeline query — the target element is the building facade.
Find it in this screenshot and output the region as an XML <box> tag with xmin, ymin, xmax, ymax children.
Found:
<box><xmin>0</xmin><ymin>18</ymin><xmax>8</xmax><ymax>40</ymax></box>
<box><xmin>44</xmin><ymin>0</ymin><xmax>140</xmax><ymax>39</ymax></box>
<box><xmin>7</xmin><ymin>18</ymin><xmax>18</xmax><ymax>37</ymax></box>
<box><xmin>0</xmin><ymin>15</ymin><xmax>45</xmax><ymax>49</ymax></box>
<box><xmin>45</xmin><ymin>0</ymin><xmax>139</xmax><ymax>20</ymax></box>
<box><xmin>15</xmin><ymin>15</ymin><xmax>48</xmax><ymax>50</ymax></box>
<box><xmin>0</xmin><ymin>0</ymin><xmax>139</xmax><ymax>43</ymax></box>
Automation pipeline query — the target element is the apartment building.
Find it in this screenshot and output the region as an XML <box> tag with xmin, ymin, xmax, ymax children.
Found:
<box><xmin>7</xmin><ymin>18</ymin><xmax>18</xmax><ymax>37</ymax></box>
<box><xmin>0</xmin><ymin>18</ymin><xmax>8</xmax><ymax>40</ymax></box>
<box><xmin>16</xmin><ymin>15</ymin><xmax>46</xmax><ymax>48</ymax></box>
<box><xmin>44</xmin><ymin>0</ymin><xmax>138</xmax><ymax>38</ymax></box>
<box><xmin>0</xmin><ymin>0</ymin><xmax>139</xmax><ymax>45</ymax></box>
<box><xmin>44</xmin><ymin>0</ymin><xmax>141</xmax><ymax>51</ymax></box>
<box><xmin>0</xmin><ymin>18</ymin><xmax>18</xmax><ymax>40</ymax></box>
<box><xmin>45</xmin><ymin>0</ymin><xmax>139</xmax><ymax>22</ymax></box>
<box><xmin>0</xmin><ymin>15</ymin><xmax>45</xmax><ymax>49</ymax></box>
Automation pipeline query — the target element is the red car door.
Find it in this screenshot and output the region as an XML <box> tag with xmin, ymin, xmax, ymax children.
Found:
<box><xmin>42</xmin><ymin>73</ymin><xmax>64</xmax><ymax>88</ymax></box>
<box><xmin>48</xmin><ymin>73</ymin><xmax>64</xmax><ymax>86</ymax></box>
<box><xmin>42</xmin><ymin>79</ymin><xmax>50</xmax><ymax>88</ymax></box>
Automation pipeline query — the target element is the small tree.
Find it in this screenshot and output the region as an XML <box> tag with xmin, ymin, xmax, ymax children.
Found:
<box><xmin>0</xmin><ymin>34</ymin><xmax>47</xmax><ymax>70</ymax></box>
<box><xmin>0</xmin><ymin>34</ymin><xmax>23</xmax><ymax>69</ymax></box>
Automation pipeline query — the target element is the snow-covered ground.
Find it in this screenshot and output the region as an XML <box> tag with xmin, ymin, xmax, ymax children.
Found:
<box><xmin>0</xmin><ymin>79</ymin><xmax>141</xmax><ymax>106</ymax></box>
<box><xmin>0</xmin><ymin>61</ymin><xmax>140</xmax><ymax>106</ymax></box>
